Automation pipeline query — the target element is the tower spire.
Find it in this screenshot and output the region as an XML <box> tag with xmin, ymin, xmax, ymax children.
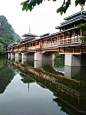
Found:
<box><xmin>81</xmin><ymin>4</ymin><xmax>84</xmax><ymax>11</ymax></box>
<box><xmin>29</xmin><ymin>25</ymin><xmax>31</xmax><ymax>33</ymax></box>
<box><xmin>29</xmin><ymin>27</ymin><xmax>31</xmax><ymax>33</ymax></box>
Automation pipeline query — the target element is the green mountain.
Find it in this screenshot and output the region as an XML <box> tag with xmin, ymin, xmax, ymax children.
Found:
<box><xmin>0</xmin><ymin>15</ymin><xmax>21</xmax><ymax>54</ymax></box>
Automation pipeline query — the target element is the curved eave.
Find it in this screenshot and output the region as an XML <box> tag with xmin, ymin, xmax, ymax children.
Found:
<box><xmin>22</xmin><ymin>33</ymin><xmax>38</xmax><ymax>37</ymax></box>
<box><xmin>55</xmin><ymin>17</ymin><xmax>86</xmax><ymax>29</ymax></box>
<box><xmin>64</xmin><ymin>11</ymin><xmax>86</xmax><ymax>20</ymax></box>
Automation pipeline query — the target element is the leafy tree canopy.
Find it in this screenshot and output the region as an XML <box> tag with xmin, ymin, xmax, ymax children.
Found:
<box><xmin>21</xmin><ymin>0</ymin><xmax>86</xmax><ymax>15</ymax></box>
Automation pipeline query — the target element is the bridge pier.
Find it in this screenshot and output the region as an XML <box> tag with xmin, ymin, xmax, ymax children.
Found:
<box><xmin>34</xmin><ymin>53</ymin><xmax>42</xmax><ymax>60</ymax></box>
<box><xmin>15</xmin><ymin>53</ymin><xmax>22</xmax><ymax>62</ymax></box>
<box><xmin>11</xmin><ymin>53</ymin><xmax>15</xmax><ymax>60</ymax></box>
<box><xmin>8</xmin><ymin>53</ymin><xmax>11</xmax><ymax>59</ymax></box>
<box><xmin>65</xmin><ymin>54</ymin><xmax>86</xmax><ymax>66</ymax></box>
<box><xmin>34</xmin><ymin>52</ymin><xmax>54</xmax><ymax>61</ymax></box>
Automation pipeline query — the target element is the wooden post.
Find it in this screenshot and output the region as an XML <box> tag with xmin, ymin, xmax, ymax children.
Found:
<box><xmin>51</xmin><ymin>37</ymin><xmax>52</xmax><ymax>46</ymax></box>
<box><xmin>64</xmin><ymin>33</ymin><xmax>65</xmax><ymax>44</ymax></box>
<box><xmin>59</xmin><ymin>35</ymin><xmax>61</xmax><ymax>45</ymax></box>
<box><xmin>59</xmin><ymin>47</ymin><xmax>60</xmax><ymax>53</ymax></box>
<box><xmin>74</xmin><ymin>29</ymin><xmax>75</xmax><ymax>42</ymax></box>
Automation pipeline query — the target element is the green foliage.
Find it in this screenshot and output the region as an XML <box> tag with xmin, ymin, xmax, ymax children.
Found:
<box><xmin>54</xmin><ymin>52</ymin><xmax>64</xmax><ymax>68</ymax></box>
<box><xmin>57</xmin><ymin>0</ymin><xmax>71</xmax><ymax>15</ymax></box>
<box><xmin>77</xmin><ymin>23</ymin><xmax>86</xmax><ymax>32</ymax></box>
<box><xmin>79</xmin><ymin>36</ymin><xmax>86</xmax><ymax>42</ymax></box>
<box><xmin>21</xmin><ymin>0</ymin><xmax>86</xmax><ymax>15</ymax></box>
<box><xmin>77</xmin><ymin>23</ymin><xmax>86</xmax><ymax>42</ymax></box>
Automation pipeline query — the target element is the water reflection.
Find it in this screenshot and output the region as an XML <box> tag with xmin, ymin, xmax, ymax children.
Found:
<box><xmin>0</xmin><ymin>58</ymin><xmax>15</xmax><ymax>93</ymax></box>
<box><xmin>65</xmin><ymin>66</ymin><xmax>86</xmax><ymax>81</ymax></box>
<box><xmin>8</xmin><ymin>57</ymin><xmax>86</xmax><ymax>115</ymax></box>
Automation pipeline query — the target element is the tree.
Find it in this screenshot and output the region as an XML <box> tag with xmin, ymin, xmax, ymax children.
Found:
<box><xmin>21</xmin><ymin>0</ymin><xmax>86</xmax><ymax>14</ymax></box>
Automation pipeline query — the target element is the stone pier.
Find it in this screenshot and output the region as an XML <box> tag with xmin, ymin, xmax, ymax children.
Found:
<box><xmin>34</xmin><ymin>52</ymin><xmax>54</xmax><ymax>61</ymax></box>
<box><xmin>11</xmin><ymin>53</ymin><xmax>15</xmax><ymax>60</ymax></box>
<box><xmin>65</xmin><ymin>54</ymin><xmax>86</xmax><ymax>66</ymax></box>
<box><xmin>8</xmin><ymin>53</ymin><xmax>11</xmax><ymax>59</ymax></box>
<box><xmin>15</xmin><ymin>53</ymin><xmax>22</xmax><ymax>62</ymax></box>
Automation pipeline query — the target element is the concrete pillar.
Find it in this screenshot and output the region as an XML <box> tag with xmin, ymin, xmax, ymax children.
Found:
<box><xmin>11</xmin><ymin>53</ymin><xmax>15</xmax><ymax>60</ymax></box>
<box><xmin>15</xmin><ymin>53</ymin><xmax>22</xmax><ymax>62</ymax></box>
<box><xmin>65</xmin><ymin>54</ymin><xmax>86</xmax><ymax>66</ymax></box>
<box><xmin>34</xmin><ymin>52</ymin><xmax>54</xmax><ymax>61</ymax></box>
<box><xmin>15</xmin><ymin>53</ymin><xmax>20</xmax><ymax>58</ymax></box>
<box><xmin>8</xmin><ymin>53</ymin><xmax>11</xmax><ymax>59</ymax></box>
<box><xmin>34</xmin><ymin>53</ymin><xmax>42</xmax><ymax>60</ymax></box>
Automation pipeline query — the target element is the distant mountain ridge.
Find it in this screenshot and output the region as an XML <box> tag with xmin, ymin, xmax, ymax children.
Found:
<box><xmin>0</xmin><ymin>15</ymin><xmax>21</xmax><ymax>54</ymax></box>
<box><xmin>0</xmin><ymin>15</ymin><xmax>21</xmax><ymax>41</ymax></box>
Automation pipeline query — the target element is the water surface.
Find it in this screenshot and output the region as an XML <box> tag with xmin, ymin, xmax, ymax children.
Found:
<box><xmin>0</xmin><ymin>57</ymin><xmax>86</xmax><ymax>115</ymax></box>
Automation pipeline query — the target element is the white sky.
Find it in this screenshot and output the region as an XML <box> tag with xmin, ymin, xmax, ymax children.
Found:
<box><xmin>0</xmin><ymin>0</ymin><xmax>86</xmax><ymax>38</ymax></box>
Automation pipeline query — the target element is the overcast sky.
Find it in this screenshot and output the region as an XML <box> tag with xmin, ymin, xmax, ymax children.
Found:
<box><xmin>0</xmin><ymin>0</ymin><xmax>86</xmax><ymax>38</ymax></box>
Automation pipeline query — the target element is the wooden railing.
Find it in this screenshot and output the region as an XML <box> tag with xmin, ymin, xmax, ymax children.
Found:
<box><xmin>8</xmin><ymin>36</ymin><xmax>81</xmax><ymax>52</ymax></box>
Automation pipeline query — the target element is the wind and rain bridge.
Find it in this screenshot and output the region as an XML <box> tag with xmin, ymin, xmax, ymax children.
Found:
<box><xmin>8</xmin><ymin>11</ymin><xmax>86</xmax><ymax>66</ymax></box>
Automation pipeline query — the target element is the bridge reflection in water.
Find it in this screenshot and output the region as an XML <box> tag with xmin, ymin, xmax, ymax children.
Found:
<box><xmin>8</xmin><ymin>58</ymin><xmax>86</xmax><ymax>115</ymax></box>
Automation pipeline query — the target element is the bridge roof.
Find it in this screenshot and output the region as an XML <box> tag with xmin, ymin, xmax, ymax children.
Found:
<box><xmin>55</xmin><ymin>11</ymin><xmax>86</xmax><ymax>29</ymax></box>
<box><xmin>64</xmin><ymin>11</ymin><xmax>86</xmax><ymax>20</ymax></box>
<box><xmin>40</xmin><ymin>33</ymin><xmax>50</xmax><ymax>38</ymax></box>
<box><xmin>7</xmin><ymin>43</ymin><xmax>19</xmax><ymax>49</ymax></box>
<box><xmin>22</xmin><ymin>33</ymin><xmax>38</xmax><ymax>37</ymax></box>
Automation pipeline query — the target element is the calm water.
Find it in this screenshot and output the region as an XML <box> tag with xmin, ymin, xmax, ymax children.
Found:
<box><xmin>0</xmin><ymin>57</ymin><xmax>86</xmax><ymax>115</ymax></box>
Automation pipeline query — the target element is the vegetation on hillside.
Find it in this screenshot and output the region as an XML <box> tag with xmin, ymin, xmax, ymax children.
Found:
<box><xmin>0</xmin><ymin>16</ymin><xmax>21</xmax><ymax>54</ymax></box>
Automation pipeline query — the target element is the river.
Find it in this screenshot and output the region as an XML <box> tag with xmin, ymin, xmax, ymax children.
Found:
<box><xmin>0</xmin><ymin>57</ymin><xmax>86</xmax><ymax>115</ymax></box>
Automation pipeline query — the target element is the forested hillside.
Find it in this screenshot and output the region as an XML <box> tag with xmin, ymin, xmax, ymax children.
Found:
<box><xmin>0</xmin><ymin>16</ymin><xmax>21</xmax><ymax>54</ymax></box>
